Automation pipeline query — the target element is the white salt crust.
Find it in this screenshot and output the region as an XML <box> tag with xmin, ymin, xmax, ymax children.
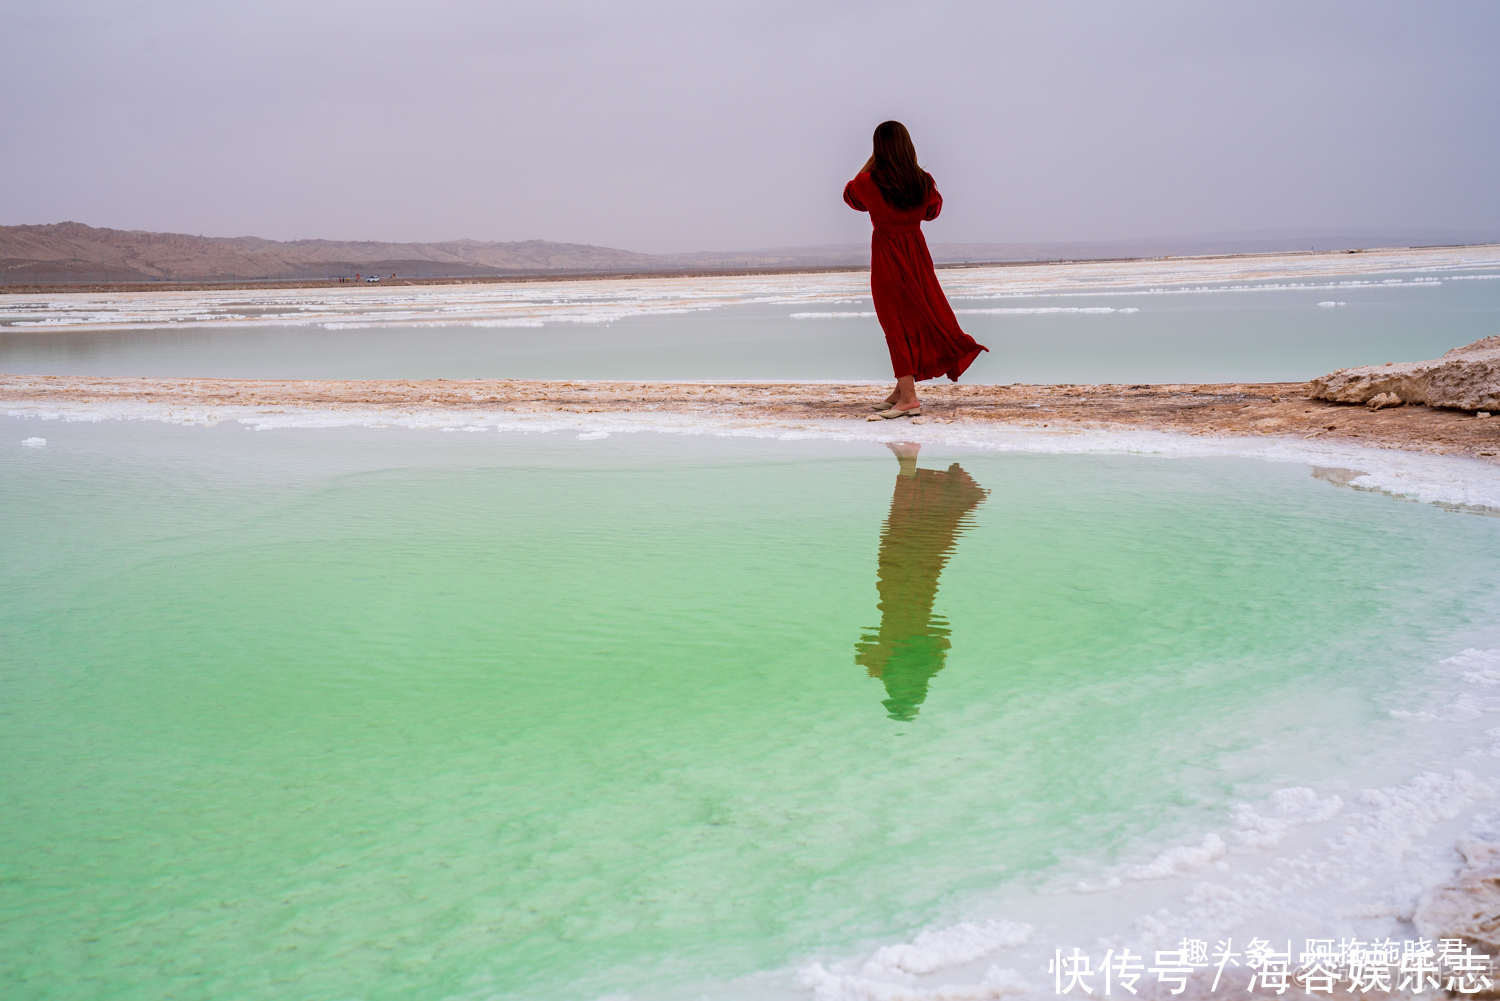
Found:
<box><xmin>794</xmin><ymin>641</ymin><xmax>1500</xmax><ymax>1001</ymax></box>
<box><xmin>7</xmin><ymin>402</ymin><xmax>1499</xmax><ymax>515</ymax></box>
<box><xmin>1</xmin><ymin>246</ymin><xmax>1495</xmax><ymax>333</ymax></box>
<box><xmin>797</xmin><ymin>771</ymin><xmax>1498</xmax><ymax>1000</ymax></box>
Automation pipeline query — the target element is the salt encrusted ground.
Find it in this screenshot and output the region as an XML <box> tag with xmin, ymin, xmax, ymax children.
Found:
<box><xmin>4</xmin><ymin>375</ymin><xmax>1496</xmax><ymax>461</ymax></box>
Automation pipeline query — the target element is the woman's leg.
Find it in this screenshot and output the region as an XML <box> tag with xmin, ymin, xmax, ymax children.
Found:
<box><xmin>890</xmin><ymin>375</ymin><xmax>920</xmax><ymax>411</ymax></box>
<box><xmin>880</xmin><ymin>325</ymin><xmax>919</xmax><ymax>410</ymax></box>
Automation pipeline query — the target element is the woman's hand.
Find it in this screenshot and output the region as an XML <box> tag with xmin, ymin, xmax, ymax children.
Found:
<box><xmin>860</xmin><ymin>154</ymin><xmax>876</xmax><ymax>174</ymax></box>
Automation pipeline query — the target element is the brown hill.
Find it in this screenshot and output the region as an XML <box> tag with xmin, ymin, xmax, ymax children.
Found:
<box><xmin>7</xmin><ymin>221</ymin><xmax>1497</xmax><ymax>286</ymax></box>
<box><xmin>0</xmin><ymin>222</ymin><xmax>687</xmax><ymax>282</ymax></box>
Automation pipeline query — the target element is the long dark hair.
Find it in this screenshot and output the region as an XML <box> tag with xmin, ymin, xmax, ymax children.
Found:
<box><xmin>869</xmin><ymin>121</ymin><xmax>931</xmax><ymax>210</ymax></box>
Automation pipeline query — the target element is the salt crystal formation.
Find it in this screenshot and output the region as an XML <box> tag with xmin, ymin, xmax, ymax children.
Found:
<box><xmin>1414</xmin><ymin>835</ymin><xmax>1500</xmax><ymax>959</ymax></box>
<box><xmin>1307</xmin><ymin>336</ymin><xmax>1500</xmax><ymax>412</ymax></box>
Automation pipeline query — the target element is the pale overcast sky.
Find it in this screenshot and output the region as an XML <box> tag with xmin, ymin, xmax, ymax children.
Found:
<box><xmin>3</xmin><ymin>0</ymin><xmax>1497</xmax><ymax>252</ymax></box>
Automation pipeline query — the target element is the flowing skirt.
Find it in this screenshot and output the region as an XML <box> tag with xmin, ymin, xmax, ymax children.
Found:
<box><xmin>871</xmin><ymin>230</ymin><xmax>988</xmax><ymax>381</ymax></box>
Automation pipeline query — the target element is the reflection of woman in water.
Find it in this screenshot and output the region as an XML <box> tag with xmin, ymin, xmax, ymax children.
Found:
<box><xmin>855</xmin><ymin>442</ymin><xmax>988</xmax><ymax>720</ymax></box>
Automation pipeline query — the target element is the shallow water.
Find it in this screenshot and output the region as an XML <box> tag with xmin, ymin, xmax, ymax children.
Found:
<box><xmin>2</xmin><ymin>264</ymin><xmax>1497</xmax><ymax>384</ymax></box>
<box><xmin>5</xmin><ymin>418</ymin><xmax>1500</xmax><ymax>1000</ymax></box>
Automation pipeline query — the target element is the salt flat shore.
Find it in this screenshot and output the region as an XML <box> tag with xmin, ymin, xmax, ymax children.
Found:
<box><xmin>5</xmin><ymin>375</ymin><xmax>1496</xmax><ymax>461</ymax></box>
<box><xmin>8</xmin><ymin>243</ymin><xmax>1493</xmax><ymax>297</ymax></box>
<box><xmin>4</xmin><ymin>246</ymin><xmax>1496</xmax><ymax>334</ymax></box>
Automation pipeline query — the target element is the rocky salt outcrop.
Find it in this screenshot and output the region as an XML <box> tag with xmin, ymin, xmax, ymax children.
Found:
<box><xmin>1414</xmin><ymin>835</ymin><xmax>1500</xmax><ymax>966</ymax></box>
<box><xmin>1308</xmin><ymin>336</ymin><xmax>1500</xmax><ymax>412</ymax></box>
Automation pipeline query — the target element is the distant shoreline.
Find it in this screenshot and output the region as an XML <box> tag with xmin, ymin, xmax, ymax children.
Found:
<box><xmin>4</xmin><ymin>242</ymin><xmax>1497</xmax><ymax>296</ymax></box>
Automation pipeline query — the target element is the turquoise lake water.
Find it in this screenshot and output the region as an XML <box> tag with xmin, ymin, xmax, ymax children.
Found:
<box><xmin>6</xmin><ymin>418</ymin><xmax>1500</xmax><ymax>1000</ymax></box>
<box><xmin>1</xmin><ymin>269</ymin><xmax>1496</xmax><ymax>383</ymax></box>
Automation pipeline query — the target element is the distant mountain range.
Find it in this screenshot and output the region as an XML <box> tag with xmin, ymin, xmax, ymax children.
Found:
<box><xmin>3</xmin><ymin>221</ymin><xmax>1497</xmax><ymax>284</ymax></box>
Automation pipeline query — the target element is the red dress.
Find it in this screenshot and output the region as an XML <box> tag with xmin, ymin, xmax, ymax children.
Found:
<box><xmin>844</xmin><ymin>172</ymin><xmax>988</xmax><ymax>381</ymax></box>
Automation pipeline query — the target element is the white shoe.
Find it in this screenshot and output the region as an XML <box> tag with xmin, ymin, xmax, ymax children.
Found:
<box><xmin>877</xmin><ymin>405</ymin><xmax>921</xmax><ymax>419</ymax></box>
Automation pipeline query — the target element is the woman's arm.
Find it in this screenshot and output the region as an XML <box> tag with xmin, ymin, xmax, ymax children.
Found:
<box><xmin>923</xmin><ymin>175</ymin><xmax>942</xmax><ymax>221</ymax></box>
<box><xmin>845</xmin><ymin>157</ymin><xmax>876</xmax><ymax>211</ymax></box>
<box><xmin>844</xmin><ymin>180</ymin><xmax>868</xmax><ymax>212</ymax></box>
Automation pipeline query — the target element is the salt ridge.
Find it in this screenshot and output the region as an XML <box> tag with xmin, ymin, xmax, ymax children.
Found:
<box><xmin>798</xmin><ymin>753</ymin><xmax>1500</xmax><ymax>1000</ymax></box>
<box><xmin>9</xmin><ymin>402</ymin><xmax>1499</xmax><ymax>515</ymax></box>
<box><xmin>3</xmin><ymin>245</ymin><xmax>1495</xmax><ymax>333</ymax></box>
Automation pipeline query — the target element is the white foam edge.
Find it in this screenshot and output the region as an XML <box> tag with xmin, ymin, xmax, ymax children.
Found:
<box><xmin>796</xmin><ymin>920</ymin><xmax>1037</xmax><ymax>1000</ymax></box>
<box><xmin>790</xmin><ymin>766</ymin><xmax>1499</xmax><ymax>1000</ymax></box>
<box><xmin>952</xmin><ymin>307</ymin><xmax>1139</xmax><ymax>315</ymax></box>
<box><xmin>792</xmin><ymin>677</ymin><xmax>1500</xmax><ymax>999</ymax></box>
<box><xmin>1386</xmin><ymin>649</ymin><xmax>1500</xmax><ymax>725</ymax></box>
<box><xmin>1</xmin><ymin>305</ymin><xmax>715</xmax><ymax>334</ymax></box>
<box><xmin>0</xmin><ymin>273</ymin><xmax>1451</xmax><ymax>330</ymax></box>
<box><xmin>7</xmin><ymin>401</ymin><xmax>1499</xmax><ymax>515</ymax></box>
<box><xmin>944</xmin><ymin>274</ymin><xmax>1480</xmax><ymax>301</ymax></box>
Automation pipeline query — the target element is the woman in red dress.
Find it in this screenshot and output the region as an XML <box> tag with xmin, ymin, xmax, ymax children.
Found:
<box><xmin>844</xmin><ymin>121</ymin><xmax>988</xmax><ymax>418</ymax></box>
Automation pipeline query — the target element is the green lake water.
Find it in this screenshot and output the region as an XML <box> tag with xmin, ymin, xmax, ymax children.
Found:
<box><xmin>4</xmin><ymin>419</ymin><xmax>1500</xmax><ymax>1000</ymax></box>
